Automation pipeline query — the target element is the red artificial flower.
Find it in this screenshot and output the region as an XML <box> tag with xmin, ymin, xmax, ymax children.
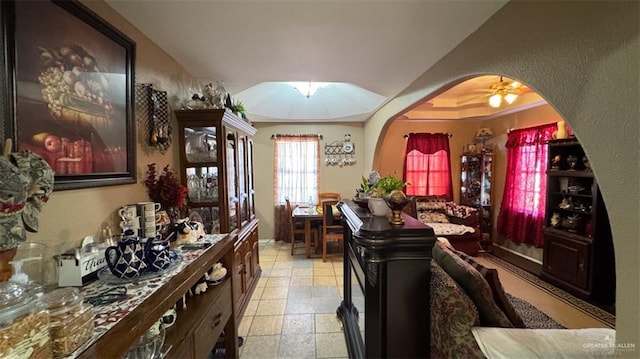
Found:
<box><xmin>144</xmin><ymin>163</ymin><xmax>188</xmax><ymax>209</ymax></box>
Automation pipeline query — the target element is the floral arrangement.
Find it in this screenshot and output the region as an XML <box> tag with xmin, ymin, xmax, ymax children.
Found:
<box><xmin>358</xmin><ymin>171</ymin><xmax>410</xmax><ymax>198</ymax></box>
<box><xmin>144</xmin><ymin>163</ymin><xmax>188</xmax><ymax>209</ymax></box>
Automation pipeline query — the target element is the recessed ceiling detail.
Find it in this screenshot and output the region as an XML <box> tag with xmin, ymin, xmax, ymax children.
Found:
<box><xmin>235</xmin><ymin>82</ymin><xmax>387</xmax><ymax>122</ymax></box>
<box><xmin>402</xmin><ymin>75</ymin><xmax>547</xmax><ymax>121</ymax></box>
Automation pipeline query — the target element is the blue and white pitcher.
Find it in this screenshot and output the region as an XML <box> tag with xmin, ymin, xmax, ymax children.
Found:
<box><xmin>105</xmin><ymin>230</ymin><xmax>147</xmax><ymax>278</ymax></box>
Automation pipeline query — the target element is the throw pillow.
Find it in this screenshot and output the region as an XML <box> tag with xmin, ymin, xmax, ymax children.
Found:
<box><xmin>451</xmin><ymin>249</ymin><xmax>526</xmax><ymax>328</ymax></box>
<box><xmin>445</xmin><ymin>202</ymin><xmax>478</xmax><ymax>219</ymax></box>
<box><xmin>416</xmin><ymin>196</ymin><xmax>447</xmax><ymax>212</ymax></box>
<box><xmin>432</xmin><ymin>244</ymin><xmax>513</xmax><ymax>328</ymax></box>
<box><xmin>418</xmin><ymin>210</ymin><xmax>450</xmax><ymax>223</ymax></box>
<box><xmin>430</xmin><ymin>262</ymin><xmax>484</xmax><ymax>359</ymax></box>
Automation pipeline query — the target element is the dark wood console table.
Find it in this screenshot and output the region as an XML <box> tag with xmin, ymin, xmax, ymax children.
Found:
<box><xmin>337</xmin><ymin>201</ymin><xmax>436</xmax><ymax>358</ymax></box>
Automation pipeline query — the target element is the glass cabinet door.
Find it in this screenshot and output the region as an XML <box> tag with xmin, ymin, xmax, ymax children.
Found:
<box><xmin>183</xmin><ymin>126</ymin><xmax>217</xmax><ymax>163</ymax></box>
<box><xmin>247</xmin><ymin>139</ymin><xmax>255</xmax><ymax>219</ymax></box>
<box><xmin>480</xmin><ymin>154</ymin><xmax>492</xmax><ymax>206</ymax></box>
<box><xmin>226</xmin><ymin>127</ymin><xmax>238</xmax><ymax>232</ymax></box>
<box><xmin>237</xmin><ymin>135</ymin><xmax>248</xmax><ymax>225</ymax></box>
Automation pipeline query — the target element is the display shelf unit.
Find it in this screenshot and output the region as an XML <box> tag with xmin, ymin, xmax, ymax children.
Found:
<box><xmin>175</xmin><ymin>109</ymin><xmax>260</xmax><ymax>319</ymax></box>
<box><xmin>541</xmin><ymin>137</ymin><xmax>615</xmax><ymax>307</ymax></box>
<box><xmin>460</xmin><ymin>152</ymin><xmax>493</xmax><ymax>244</ymax></box>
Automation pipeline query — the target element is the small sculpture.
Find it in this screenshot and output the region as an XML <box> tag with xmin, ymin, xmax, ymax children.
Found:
<box><xmin>550</xmin><ymin>212</ymin><xmax>561</xmax><ymax>227</ymax></box>
<box><xmin>170</xmin><ymin>218</ymin><xmax>206</xmax><ymax>247</ymax></box>
<box><xmin>551</xmin><ymin>155</ymin><xmax>561</xmax><ymax>170</ymax></box>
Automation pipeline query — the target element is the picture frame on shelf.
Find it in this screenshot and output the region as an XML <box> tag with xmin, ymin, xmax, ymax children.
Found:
<box><xmin>1</xmin><ymin>0</ymin><xmax>136</xmax><ymax>190</ymax></box>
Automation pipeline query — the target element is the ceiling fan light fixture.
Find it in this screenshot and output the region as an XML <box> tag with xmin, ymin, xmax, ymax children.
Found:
<box><xmin>489</xmin><ymin>93</ymin><xmax>502</xmax><ymax>108</ymax></box>
<box><xmin>504</xmin><ymin>93</ymin><xmax>518</xmax><ymax>104</ymax></box>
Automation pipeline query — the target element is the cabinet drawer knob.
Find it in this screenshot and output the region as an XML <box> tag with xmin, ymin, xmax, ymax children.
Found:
<box><xmin>211</xmin><ymin>313</ymin><xmax>223</xmax><ymax>328</ymax></box>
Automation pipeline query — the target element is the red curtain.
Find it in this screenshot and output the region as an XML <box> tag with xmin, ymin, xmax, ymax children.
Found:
<box><xmin>403</xmin><ymin>133</ymin><xmax>453</xmax><ymax>200</ymax></box>
<box><xmin>497</xmin><ymin>123</ymin><xmax>556</xmax><ymax>247</ymax></box>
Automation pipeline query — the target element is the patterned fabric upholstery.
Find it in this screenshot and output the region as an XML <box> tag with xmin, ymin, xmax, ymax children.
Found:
<box><xmin>445</xmin><ymin>202</ymin><xmax>478</xmax><ymax>219</ymax></box>
<box><xmin>432</xmin><ymin>244</ymin><xmax>513</xmax><ymax>328</ymax></box>
<box><xmin>415</xmin><ymin>195</ymin><xmax>447</xmax><ymax>212</ymax></box>
<box><xmin>452</xmin><ymin>247</ymin><xmax>526</xmax><ymax>328</ymax></box>
<box><xmin>418</xmin><ymin>211</ymin><xmax>450</xmax><ymax>223</ymax></box>
<box><xmin>430</xmin><ymin>262</ymin><xmax>485</xmax><ymax>359</ymax></box>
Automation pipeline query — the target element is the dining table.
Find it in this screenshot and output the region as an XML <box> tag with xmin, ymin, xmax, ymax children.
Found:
<box><xmin>291</xmin><ymin>206</ymin><xmax>323</xmax><ymax>258</ymax></box>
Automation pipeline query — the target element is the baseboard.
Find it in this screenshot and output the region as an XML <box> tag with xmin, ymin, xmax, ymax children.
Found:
<box><xmin>488</xmin><ymin>244</ymin><xmax>542</xmax><ymax>276</ymax></box>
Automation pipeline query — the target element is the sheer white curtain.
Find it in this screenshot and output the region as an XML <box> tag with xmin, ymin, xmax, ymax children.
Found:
<box><xmin>274</xmin><ymin>135</ymin><xmax>320</xmax><ymax>205</ymax></box>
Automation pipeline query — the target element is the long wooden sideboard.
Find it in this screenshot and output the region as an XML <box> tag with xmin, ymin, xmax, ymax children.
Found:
<box><xmin>77</xmin><ymin>234</ymin><xmax>238</xmax><ymax>358</ymax></box>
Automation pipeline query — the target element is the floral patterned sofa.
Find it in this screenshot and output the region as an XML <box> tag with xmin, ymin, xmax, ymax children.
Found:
<box><xmin>429</xmin><ymin>240</ymin><xmax>615</xmax><ymax>358</ymax></box>
<box><xmin>406</xmin><ymin>195</ymin><xmax>482</xmax><ymax>256</ymax></box>
<box><xmin>430</xmin><ymin>240</ymin><xmax>521</xmax><ymax>358</ymax></box>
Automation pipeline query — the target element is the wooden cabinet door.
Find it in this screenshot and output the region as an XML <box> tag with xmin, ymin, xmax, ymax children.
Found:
<box><xmin>251</xmin><ymin>230</ymin><xmax>260</xmax><ymax>278</ymax></box>
<box><xmin>232</xmin><ymin>245</ymin><xmax>245</xmax><ymax>308</ymax></box>
<box><xmin>244</xmin><ymin>240</ymin><xmax>255</xmax><ymax>286</ymax></box>
<box><xmin>543</xmin><ymin>232</ymin><xmax>590</xmax><ymax>290</ymax></box>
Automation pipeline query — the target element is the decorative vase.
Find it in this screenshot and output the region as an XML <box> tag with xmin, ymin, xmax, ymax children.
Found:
<box><xmin>368</xmin><ymin>197</ymin><xmax>389</xmax><ymax>217</ymax></box>
<box><xmin>556</xmin><ymin>120</ymin><xmax>568</xmax><ymax>139</ymax></box>
<box><xmin>384</xmin><ymin>190</ymin><xmax>411</xmax><ymax>225</ymax></box>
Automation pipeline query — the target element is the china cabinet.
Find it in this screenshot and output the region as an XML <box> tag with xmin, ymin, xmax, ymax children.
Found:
<box><xmin>541</xmin><ymin>137</ymin><xmax>615</xmax><ymax>307</ymax></box>
<box><xmin>337</xmin><ymin>201</ymin><xmax>436</xmax><ymax>358</ymax></box>
<box><xmin>460</xmin><ymin>152</ymin><xmax>493</xmax><ymax>243</ymax></box>
<box><xmin>175</xmin><ymin>109</ymin><xmax>260</xmax><ymax>319</ymax></box>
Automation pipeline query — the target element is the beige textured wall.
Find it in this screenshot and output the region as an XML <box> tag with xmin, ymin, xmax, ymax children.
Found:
<box><xmin>364</xmin><ymin>1</ymin><xmax>639</xmax><ymax>350</ymax></box>
<box><xmin>22</xmin><ymin>0</ymin><xmax>192</xmax><ymax>252</ymax></box>
<box><xmin>252</xmin><ymin>122</ymin><xmax>364</xmax><ymax>239</ymax></box>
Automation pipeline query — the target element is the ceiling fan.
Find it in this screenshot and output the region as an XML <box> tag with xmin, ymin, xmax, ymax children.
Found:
<box><xmin>459</xmin><ymin>76</ymin><xmax>531</xmax><ymax>107</ymax></box>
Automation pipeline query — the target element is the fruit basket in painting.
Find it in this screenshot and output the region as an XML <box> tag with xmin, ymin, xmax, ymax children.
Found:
<box><xmin>38</xmin><ymin>44</ymin><xmax>114</xmax><ymax>132</ymax></box>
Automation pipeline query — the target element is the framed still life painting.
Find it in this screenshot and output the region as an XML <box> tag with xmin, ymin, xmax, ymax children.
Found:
<box><xmin>1</xmin><ymin>0</ymin><xmax>136</xmax><ymax>190</ymax></box>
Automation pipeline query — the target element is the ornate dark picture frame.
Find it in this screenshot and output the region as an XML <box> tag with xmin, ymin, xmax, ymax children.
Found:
<box><xmin>1</xmin><ymin>0</ymin><xmax>136</xmax><ymax>190</ymax></box>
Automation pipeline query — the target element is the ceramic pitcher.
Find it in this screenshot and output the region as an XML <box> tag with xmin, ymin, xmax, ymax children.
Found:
<box><xmin>105</xmin><ymin>230</ymin><xmax>147</xmax><ymax>278</ymax></box>
<box><xmin>144</xmin><ymin>236</ymin><xmax>172</xmax><ymax>272</ymax></box>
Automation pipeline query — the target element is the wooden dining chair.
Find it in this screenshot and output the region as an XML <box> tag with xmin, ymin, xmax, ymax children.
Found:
<box><xmin>318</xmin><ymin>192</ymin><xmax>341</xmax><ymax>203</ymax></box>
<box><xmin>285</xmin><ymin>196</ymin><xmax>317</xmax><ymax>255</ymax></box>
<box><xmin>321</xmin><ymin>200</ymin><xmax>343</xmax><ymax>262</ymax></box>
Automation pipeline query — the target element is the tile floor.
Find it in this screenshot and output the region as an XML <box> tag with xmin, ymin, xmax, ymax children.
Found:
<box><xmin>237</xmin><ymin>240</ymin><xmax>609</xmax><ymax>358</ymax></box>
<box><xmin>238</xmin><ymin>239</ymin><xmax>348</xmax><ymax>359</ymax></box>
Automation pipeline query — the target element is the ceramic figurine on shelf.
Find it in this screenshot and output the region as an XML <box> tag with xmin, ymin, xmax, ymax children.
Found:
<box><xmin>550</xmin><ymin>212</ymin><xmax>561</xmax><ymax>227</ymax></box>
<box><xmin>551</xmin><ymin>155</ymin><xmax>561</xmax><ymax>170</ymax></box>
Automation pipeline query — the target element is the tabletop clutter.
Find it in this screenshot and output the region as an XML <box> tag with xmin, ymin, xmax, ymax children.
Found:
<box><xmin>0</xmin><ymin>200</ymin><xmax>228</xmax><ymax>359</ymax></box>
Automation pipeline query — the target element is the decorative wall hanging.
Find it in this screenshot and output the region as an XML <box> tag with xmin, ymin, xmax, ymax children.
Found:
<box><xmin>135</xmin><ymin>83</ymin><xmax>171</xmax><ymax>154</ymax></box>
<box><xmin>324</xmin><ymin>134</ymin><xmax>356</xmax><ymax>167</ymax></box>
<box><xmin>1</xmin><ymin>0</ymin><xmax>136</xmax><ymax>190</ymax></box>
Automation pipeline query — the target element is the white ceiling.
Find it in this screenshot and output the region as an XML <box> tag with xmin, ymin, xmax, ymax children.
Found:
<box><xmin>105</xmin><ymin>1</ymin><xmax>547</xmax><ymax>122</ymax></box>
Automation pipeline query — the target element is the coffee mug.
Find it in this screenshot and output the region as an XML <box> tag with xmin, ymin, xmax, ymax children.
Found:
<box><xmin>143</xmin><ymin>214</ymin><xmax>161</xmax><ymax>224</ymax></box>
<box><xmin>119</xmin><ymin>205</ymin><xmax>138</xmax><ymax>220</ymax></box>
<box><xmin>120</xmin><ymin>217</ymin><xmax>140</xmax><ymax>230</ymax></box>
<box><xmin>141</xmin><ymin>224</ymin><xmax>162</xmax><ymax>238</ymax></box>
<box><xmin>138</xmin><ymin>202</ymin><xmax>161</xmax><ymax>212</ymax></box>
<box><xmin>156</xmin><ymin>211</ymin><xmax>170</xmax><ymax>226</ymax></box>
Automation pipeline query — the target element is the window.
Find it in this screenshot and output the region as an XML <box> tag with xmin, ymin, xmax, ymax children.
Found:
<box><xmin>497</xmin><ymin>123</ymin><xmax>556</xmax><ymax>247</ymax></box>
<box><xmin>403</xmin><ymin>133</ymin><xmax>453</xmax><ymax>200</ymax></box>
<box><xmin>274</xmin><ymin>135</ymin><xmax>320</xmax><ymax>205</ymax></box>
